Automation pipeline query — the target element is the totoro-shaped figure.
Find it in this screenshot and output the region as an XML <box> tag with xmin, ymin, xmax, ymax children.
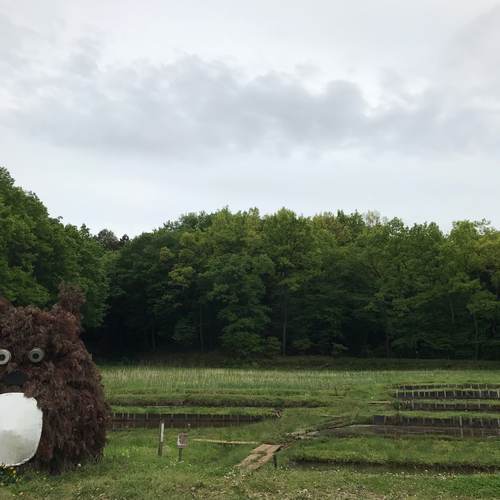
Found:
<box><xmin>0</xmin><ymin>287</ymin><xmax>109</xmax><ymax>473</ymax></box>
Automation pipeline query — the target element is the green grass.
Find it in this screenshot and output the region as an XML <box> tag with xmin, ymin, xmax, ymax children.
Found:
<box><xmin>111</xmin><ymin>405</ymin><xmax>277</xmax><ymax>416</ymax></box>
<box><xmin>115</xmin><ymin>353</ymin><xmax>500</xmax><ymax>371</ymax></box>
<box><xmin>5</xmin><ymin>360</ymin><xmax>500</xmax><ymax>499</ymax></box>
<box><xmin>5</xmin><ymin>430</ymin><xmax>500</xmax><ymax>499</ymax></box>
<box><xmin>102</xmin><ymin>364</ymin><xmax>500</xmax><ymax>408</ymax></box>
<box><xmin>286</xmin><ymin>435</ymin><xmax>500</xmax><ymax>469</ymax></box>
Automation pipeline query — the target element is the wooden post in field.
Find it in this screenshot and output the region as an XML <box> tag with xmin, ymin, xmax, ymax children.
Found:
<box><xmin>158</xmin><ymin>421</ymin><xmax>165</xmax><ymax>456</ymax></box>
<box><xmin>177</xmin><ymin>432</ymin><xmax>188</xmax><ymax>462</ymax></box>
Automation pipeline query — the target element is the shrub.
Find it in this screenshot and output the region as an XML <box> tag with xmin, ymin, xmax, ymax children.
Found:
<box><xmin>292</xmin><ymin>338</ymin><xmax>313</xmax><ymax>354</ymax></box>
<box><xmin>220</xmin><ymin>331</ymin><xmax>264</xmax><ymax>358</ymax></box>
<box><xmin>264</xmin><ymin>336</ymin><xmax>281</xmax><ymax>357</ymax></box>
<box><xmin>172</xmin><ymin>317</ymin><xmax>197</xmax><ymax>347</ymax></box>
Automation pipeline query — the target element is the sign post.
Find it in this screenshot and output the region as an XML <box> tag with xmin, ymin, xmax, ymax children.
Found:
<box><xmin>177</xmin><ymin>432</ymin><xmax>188</xmax><ymax>462</ymax></box>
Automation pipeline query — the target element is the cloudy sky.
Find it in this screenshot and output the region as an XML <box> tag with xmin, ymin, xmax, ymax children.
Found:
<box><xmin>1</xmin><ymin>1</ymin><xmax>499</xmax><ymax>236</ymax></box>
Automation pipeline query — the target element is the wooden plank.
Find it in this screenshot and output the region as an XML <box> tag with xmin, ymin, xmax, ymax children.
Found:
<box><xmin>245</xmin><ymin>445</ymin><xmax>282</xmax><ymax>471</ymax></box>
<box><xmin>237</xmin><ymin>443</ymin><xmax>283</xmax><ymax>471</ymax></box>
<box><xmin>192</xmin><ymin>439</ymin><xmax>258</xmax><ymax>445</ymax></box>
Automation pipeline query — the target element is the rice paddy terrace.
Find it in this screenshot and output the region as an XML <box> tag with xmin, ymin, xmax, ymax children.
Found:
<box><xmin>5</xmin><ymin>362</ymin><xmax>500</xmax><ymax>498</ymax></box>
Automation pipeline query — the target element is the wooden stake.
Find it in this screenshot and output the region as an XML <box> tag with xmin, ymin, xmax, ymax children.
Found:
<box><xmin>158</xmin><ymin>421</ymin><xmax>165</xmax><ymax>456</ymax></box>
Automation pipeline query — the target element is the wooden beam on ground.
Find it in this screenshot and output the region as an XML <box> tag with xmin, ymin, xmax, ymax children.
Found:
<box><xmin>192</xmin><ymin>439</ymin><xmax>258</xmax><ymax>445</ymax></box>
<box><xmin>237</xmin><ymin>443</ymin><xmax>283</xmax><ymax>471</ymax></box>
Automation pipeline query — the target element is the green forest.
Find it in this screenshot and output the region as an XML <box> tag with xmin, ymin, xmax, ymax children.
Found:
<box><xmin>1</xmin><ymin>167</ymin><xmax>499</xmax><ymax>360</ymax></box>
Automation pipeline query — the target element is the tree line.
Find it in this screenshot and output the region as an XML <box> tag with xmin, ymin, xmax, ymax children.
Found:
<box><xmin>1</xmin><ymin>167</ymin><xmax>499</xmax><ymax>359</ymax></box>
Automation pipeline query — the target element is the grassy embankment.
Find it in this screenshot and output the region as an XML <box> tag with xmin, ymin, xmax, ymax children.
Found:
<box><xmin>3</xmin><ymin>359</ymin><xmax>500</xmax><ymax>499</ymax></box>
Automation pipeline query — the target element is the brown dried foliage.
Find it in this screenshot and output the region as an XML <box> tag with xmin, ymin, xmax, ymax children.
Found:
<box><xmin>0</xmin><ymin>292</ymin><xmax>109</xmax><ymax>473</ymax></box>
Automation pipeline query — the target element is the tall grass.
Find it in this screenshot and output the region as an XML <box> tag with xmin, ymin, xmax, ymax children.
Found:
<box><xmin>102</xmin><ymin>366</ymin><xmax>500</xmax><ymax>395</ymax></box>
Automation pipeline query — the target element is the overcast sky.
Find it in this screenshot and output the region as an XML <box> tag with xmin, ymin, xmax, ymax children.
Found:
<box><xmin>1</xmin><ymin>1</ymin><xmax>499</xmax><ymax>236</ymax></box>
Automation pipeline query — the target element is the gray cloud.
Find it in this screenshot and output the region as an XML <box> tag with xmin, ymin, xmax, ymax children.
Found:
<box><xmin>1</xmin><ymin>3</ymin><xmax>500</xmax><ymax>235</ymax></box>
<box><xmin>1</xmin><ymin>10</ymin><xmax>500</xmax><ymax>161</ymax></box>
<box><xmin>446</xmin><ymin>5</ymin><xmax>500</xmax><ymax>84</ymax></box>
<box><xmin>3</xmin><ymin>47</ymin><xmax>369</xmax><ymax>157</ymax></box>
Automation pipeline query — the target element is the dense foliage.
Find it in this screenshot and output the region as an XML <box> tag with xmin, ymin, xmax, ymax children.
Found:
<box><xmin>1</xmin><ymin>168</ymin><xmax>499</xmax><ymax>358</ymax></box>
<box><xmin>103</xmin><ymin>208</ymin><xmax>500</xmax><ymax>360</ymax></box>
<box><xmin>0</xmin><ymin>168</ymin><xmax>109</xmax><ymax>328</ymax></box>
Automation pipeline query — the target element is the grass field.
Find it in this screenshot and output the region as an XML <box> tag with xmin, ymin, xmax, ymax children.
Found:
<box><xmin>4</xmin><ymin>359</ymin><xmax>500</xmax><ymax>499</ymax></box>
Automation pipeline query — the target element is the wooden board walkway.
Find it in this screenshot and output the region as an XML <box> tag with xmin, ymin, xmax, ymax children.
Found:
<box><xmin>193</xmin><ymin>439</ymin><xmax>258</xmax><ymax>445</ymax></box>
<box><xmin>237</xmin><ymin>443</ymin><xmax>283</xmax><ymax>471</ymax></box>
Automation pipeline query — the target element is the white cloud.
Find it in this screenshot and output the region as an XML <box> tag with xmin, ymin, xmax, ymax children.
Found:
<box><xmin>2</xmin><ymin>5</ymin><xmax>500</xmax><ymax>161</ymax></box>
<box><xmin>0</xmin><ymin>2</ymin><xmax>499</xmax><ymax>233</ymax></box>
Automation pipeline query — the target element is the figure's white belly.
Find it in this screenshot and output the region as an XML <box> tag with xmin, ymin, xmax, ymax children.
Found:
<box><xmin>0</xmin><ymin>392</ymin><xmax>43</xmax><ymax>466</ymax></box>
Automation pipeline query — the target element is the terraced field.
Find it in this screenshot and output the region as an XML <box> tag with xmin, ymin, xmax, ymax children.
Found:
<box><xmin>4</xmin><ymin>361</ymin><xmax>500</xmax><ymax>499</ymax></box>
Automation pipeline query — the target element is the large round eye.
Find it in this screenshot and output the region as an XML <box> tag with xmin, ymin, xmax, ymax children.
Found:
<box><xmin>28</xmin><ymin>348</ymin><xmax>45</xmax><ymax>364</ymax></box>
<box><xmin>0</xmin><ymin>349</ymin><xmax>11</xmax><ymax>365</ymax></box>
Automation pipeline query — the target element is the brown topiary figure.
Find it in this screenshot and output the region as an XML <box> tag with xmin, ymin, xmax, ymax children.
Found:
<box><xmin>0</xmin><ymin>287</ymin><xmax>109</xmax><ymax>473</ymax></box>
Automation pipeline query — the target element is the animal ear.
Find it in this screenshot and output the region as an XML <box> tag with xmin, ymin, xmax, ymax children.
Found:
<box><xmin>0</xmin><ymin>296</ymin><xmax>12</xmax><ymax>316</ymax></box>
<box><xmin>55</xmin><ymin>283</ymin><xmax>86</xmax><ymax>319</ymax></box>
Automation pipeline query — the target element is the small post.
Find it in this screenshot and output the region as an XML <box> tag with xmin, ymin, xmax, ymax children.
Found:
<box><xmin>177</xmin><ymin>432</ymin><xmax>188</xmax><ymax>462</ymax></box>
<box><xmin>273</xmin><ymin>453</ymin><xmax>278</xmax><ymax>469</ymax></box>
<box><xmin>158</xmin><ymin>421</ymin><xmax>165</xmax><ymax>456</ymax></box>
